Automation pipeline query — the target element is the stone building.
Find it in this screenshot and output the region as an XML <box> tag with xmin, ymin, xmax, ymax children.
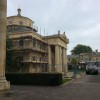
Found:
<box><xmin>67</xmin><ymin>50</ymin><xmax>100</xmax><ymax>65</ymax></box>
<box><xmin>79</xmin><ymin>53</ymin><xmax>92</xmax><ymax>62</ymax></box>
<box><xmin>79</xmin><ymin>50</ymin><xmax>100</xmax><ymax>62</ymax></box>
<box><xmin>7</xmin><ymin>8</ymin><xmax>69</xmax><ymax>75</ymax></box>
<box><xmin>91</xmin><ymin>50</ymin><xmax>100</xmax><ymax>62</ymax></box>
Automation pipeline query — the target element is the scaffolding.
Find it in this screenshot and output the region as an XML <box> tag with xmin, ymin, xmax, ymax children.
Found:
<box><xmin>7</xmin><ymin>32</ymin><xmax>48</xmax><ymax>73</ymax></box>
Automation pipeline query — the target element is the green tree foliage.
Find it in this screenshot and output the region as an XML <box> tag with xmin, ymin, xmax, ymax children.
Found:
<box><xmin>71</xmin><ymin>44</ymin><xmax>92</xmax><ymax>55</ymax></box>
<box><xmin>71</xmin><ymin>57</ymin><xmax>78</xmax><ymax>65</ymax></box>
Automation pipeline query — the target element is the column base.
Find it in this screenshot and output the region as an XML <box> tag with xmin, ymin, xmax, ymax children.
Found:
<box><xmin>0</xmin><ymin>78</ymin><xmax>10</xmax><ymax>94</ymax></box>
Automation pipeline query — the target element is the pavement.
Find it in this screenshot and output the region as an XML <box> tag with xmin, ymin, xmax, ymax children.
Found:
<box><xmin>0</xmin><ymin>71</ymin><xmax>88</xmax><ymax>100</ymax></box>
<box><xmin>65</xmin><ymin>71</ymin><xmax>85</xmax><ymax>79</ymax></box>
<box><xmin>1</xmin><ymin>74</ymin><xmax>100</xmax><ymax>100</ymax></box>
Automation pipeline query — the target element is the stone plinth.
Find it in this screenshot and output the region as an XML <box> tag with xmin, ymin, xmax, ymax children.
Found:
<box><xmin>0</xmin><ymin>77</ymin><xmax>10</xmax><ymax>92</ymax></box>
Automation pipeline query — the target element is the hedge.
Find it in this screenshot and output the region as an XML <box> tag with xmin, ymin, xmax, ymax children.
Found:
<box><xmin>6</xmin><ymin>73</ymin><xmax>63</xmax><ymax>86</ymax></box>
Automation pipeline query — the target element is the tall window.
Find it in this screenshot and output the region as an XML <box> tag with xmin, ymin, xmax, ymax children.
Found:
<box><xmin>39</xmin><ymin>57</ymin><xmax>42</xmax><ymax>61</ymax></box>
<box><xmin>33</xmin><ymin>39</ymin><xmax>36</xmax><ymax>47</ymax></box>
<box><xmin>33</xmin><ymin>56</ymin><xmax>35</xmax><ymax>61</ymax></box>
<box><xmin>19</xmin><ymin>39</ymin><xmax>24</xmax><ymax>46</ymax></box>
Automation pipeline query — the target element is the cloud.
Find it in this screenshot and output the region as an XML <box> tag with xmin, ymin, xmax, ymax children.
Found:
<box><xmin>7</xmin><ymin>0</ymin><xmax>100</xmax><ymax>54</ymax></box>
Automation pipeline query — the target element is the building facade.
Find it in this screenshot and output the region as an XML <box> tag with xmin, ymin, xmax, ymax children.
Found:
<box><xmin>67</xmin><ymin>50</ymin><xmax>100</xmax><ymax>65</ymax></box>
<box><xmin>6</xmin><ymin>8</ymin><xmax>69</xmax><ymax>75</ymax></box>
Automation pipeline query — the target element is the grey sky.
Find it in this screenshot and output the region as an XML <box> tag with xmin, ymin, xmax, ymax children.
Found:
<box><xmin>7</xmin><ymin>0</ymin><xmax>100</xmax><ymax>54</ymax></box>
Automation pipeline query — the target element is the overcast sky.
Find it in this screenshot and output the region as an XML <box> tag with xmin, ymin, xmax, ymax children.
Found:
<box><xmin>7</xmin><ymin>0</ymin><xmax>100</xmax><ymax>54</ymax></box>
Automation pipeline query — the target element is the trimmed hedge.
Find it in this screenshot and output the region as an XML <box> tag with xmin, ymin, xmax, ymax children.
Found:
<box><xmin>6</xmin><ymin>73</ymin><xmax>63</xmax><ymax>86</ymax></box>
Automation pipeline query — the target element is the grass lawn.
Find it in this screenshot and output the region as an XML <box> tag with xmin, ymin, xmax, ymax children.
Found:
<box><xmin>62</xmin><ymin>78</ymin><xmax>72</xmax><ymax>84</ymax></box>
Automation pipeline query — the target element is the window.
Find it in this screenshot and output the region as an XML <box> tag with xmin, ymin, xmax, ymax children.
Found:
<box><xmin>39</xmin><ymin>57</ymin><xmax>42</xmax><ymax>61</ymax></box>
<box><xmin>96</xmin><ymin>58</ymin><xmax>98</xmax><ymax>61</ymax></box>
<box><xmin>13</xmin><ymin>40</ymin><xmax>17</xmax><ymax>46</ymax></box>
<box><xmin>8</xmin><ymin>21</ymin><xmax>12</xmax><ymax>25</ymax></box>
<box><xmin>19</xmin><ymin>39</ymin><xmax>24</xmax><ymax>46</ymax></box>
<box><xmin>19</xmin><ymin>56</ymin><xmax>23</xmax><ymax>61</ymax></box>
<box><xmin>19</xmin><ymin>21</ymin><xmax>23</xmax><ymax>25</ymax></box>
<box><xmin>33</xmin><ymin>56</ymin><xmax>35</xmax><ymax>61</ymax></box>
<box><xmin>33</xmin><ymin>39</ymin><xmax>36</xmax><ymax>47</ymax></box>
<box><xmin>29</xmin><ymin>23</ymin><xmax>32</xmax><ymax>27</ymax></box>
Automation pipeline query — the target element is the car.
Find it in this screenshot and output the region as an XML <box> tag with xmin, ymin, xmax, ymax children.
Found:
<box><xmin>86</xmin><ymin>61</ymin><xmax>98</xmax><ymax>75</ymax></box>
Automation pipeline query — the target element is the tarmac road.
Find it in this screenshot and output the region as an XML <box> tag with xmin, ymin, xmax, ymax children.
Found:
<box><xmin>0</xmin><ymin>74</ymin><xmax>100</xmax><ymax>100</ymax></box>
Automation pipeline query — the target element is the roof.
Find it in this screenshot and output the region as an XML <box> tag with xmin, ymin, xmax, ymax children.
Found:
<box><xmin>7</xmin><ymin>8</ymin><xmax>34</xmax><ymax>23</ymax></box>
<box><xmin>7</xmin><ymin>26</ymin><xmax>31</xmax><ymax>33</ymax></box>
<box><xmin>44</xmin><ymin>33</ymin><xmax>69</xmax><ymax>43</ymax></box>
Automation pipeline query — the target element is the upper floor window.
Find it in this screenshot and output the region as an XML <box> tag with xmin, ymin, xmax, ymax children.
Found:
<box><xmin>96</xmin><ymin>58</ymin><xmax>98</xmax><ymax>61</ymax></box>
<box><xmin>19</xmin><ymin>21</ymin><xmax>23</xmax><ymax>26</ymax></box>
<box><xmin>39</xmin><ymin>57</ymin><xmax>42</xmax><ymax>61</ymax></box>
<box><xmin>19</xmin><ymin>39</ymin><xmax>24</xmax><ymax>46</ymax></box>
<box><xmin>33</xmin><ymin>56</ymin><xmax>36</xmax><ymax>61</ymax></box>
<box><xmin>29</xmin><ymin>23</ymin><xmax>31</xmax><ymax>27</ymax></box>
<box><xmin>8</xmin><ymin>21</ymin><xmax>12</xmax><ymax>25</ymax></box>
<box><xmin>33</xmin><ymin>39</ymin><xmax>36</xmax><ymax>47</ymax></box>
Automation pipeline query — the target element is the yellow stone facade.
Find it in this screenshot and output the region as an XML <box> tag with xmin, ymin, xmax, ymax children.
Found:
<box><xmin>6</xmin><ymin>8</ymin><xmax>69</xmax><ymax>75</ymax></box>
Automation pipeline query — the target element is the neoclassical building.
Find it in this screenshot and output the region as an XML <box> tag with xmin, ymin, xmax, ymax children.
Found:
<box><xmin>7</xmin><ymin>8</ymin><xmax>69</xmax><ymax>75</ymax></box>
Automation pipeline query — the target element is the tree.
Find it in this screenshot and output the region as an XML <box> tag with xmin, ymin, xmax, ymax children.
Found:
<box><xmin>71</xmin><ymin>57</ymin><xmax>78</xmax><ymax>65</ymax></box>
<box><xmin>71</xmin><ymin>44</ymin><xmax>92</xmax><ymax>55</ymax></box>
<box><xmin>71</xmin><ymin>57</ymin><xmax>78</xmax><ymax>78</ymax></box>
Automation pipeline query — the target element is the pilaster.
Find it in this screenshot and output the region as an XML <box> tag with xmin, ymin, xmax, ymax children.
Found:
<box><xmin>62</xmin><ymin>48</ymin><xmax>67</xmax><ymax>75</ymax></box>
<box><xmin>55</xmin><ymin>45</ymin><xmax>60</xmax><ymax>72</ymax></box>
<box><xmin>59</xmin><ymin>46</ymin><xmax>62</xmax><ymax>72</ymax></box>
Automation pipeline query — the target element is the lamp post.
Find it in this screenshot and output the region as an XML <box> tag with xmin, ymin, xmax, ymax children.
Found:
<box><xmin>0</xmin><ymin>0</ymin><xmax>10</xmax><ymax>92</ymax></box>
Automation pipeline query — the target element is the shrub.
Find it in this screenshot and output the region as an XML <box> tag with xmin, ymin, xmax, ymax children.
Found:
<box><xmin>6</xmin><ymin>73</ymin><xmax>63</xmax><ymax>86</ymax></box>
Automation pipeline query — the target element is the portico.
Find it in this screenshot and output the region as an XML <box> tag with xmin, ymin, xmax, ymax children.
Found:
<box><xmin>44</xmin><ymin>32</ymin><xmax>69</xmax><ymax>75</ymax></box>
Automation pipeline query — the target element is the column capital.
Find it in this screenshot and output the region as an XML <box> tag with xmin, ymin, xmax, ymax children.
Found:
<box><xmin>62</xmin><ymin>47</ymin><xmax>67</xmax><ymax>50</ymax></box>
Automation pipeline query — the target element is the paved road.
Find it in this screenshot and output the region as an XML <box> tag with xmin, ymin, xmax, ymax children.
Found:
<box><xmin>1</xmin><ymin>74</ymin><xmax>100</xmax><ymax>100</ymax></box>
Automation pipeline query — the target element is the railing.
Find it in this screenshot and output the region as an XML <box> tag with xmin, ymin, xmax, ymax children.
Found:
<box><xmin>9</xmin><ymin>46</ymin><xmax>48</xmax><ymax>53</ymax></box>
<box><xmin>21</xmin><ymin>60</ymin><xmax>48</xmax><ymax>64</ymax></box>
<box><xmin>33</xmin><ymin>25</ymin><xmax>38</xmax><ymax>32</ymax></box>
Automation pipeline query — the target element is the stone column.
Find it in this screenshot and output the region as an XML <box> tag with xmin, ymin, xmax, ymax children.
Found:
<box><xmin>55</xmin><ymin>45</ymin><xmax>60</xmax><ymax>72</ymax></box>
<box><xmin>59</xmin><ymin>46</ymin><xmax>62</xmax><ymax>72</ymax></box>
<box><xmin>48</xmin><ymin>45</ymin><xmax>51</xmax><ymax>72</ymax></box>
<box><xmin>0</xmin><ymin>0</ymin><xmax>10</xmax><ymax>91</ymax></box>
<box><xmin>62</xmin><ymin>48</ymin><xmax>65</xmax><ymax>73</ymax></box>
<box><xmin>62</xmin><ymin>48</ymin><xmax>67</xmax><ymax>75</ymax></box>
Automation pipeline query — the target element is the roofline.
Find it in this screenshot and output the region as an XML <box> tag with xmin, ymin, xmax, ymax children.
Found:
<box><xmin>43</xmin><ymin>35</ymin><xmax>69</xmax><ymax>43</ymax></box>
<box><xmin>7</xmin><ymin>15</ymin><xmax>34</xmax><ymax>23</ymax></box>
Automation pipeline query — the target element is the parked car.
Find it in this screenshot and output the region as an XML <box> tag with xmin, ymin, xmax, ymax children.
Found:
<box><xmin>86</xmin><ymin>61</ymin><xmax>98</xmax><ymax>75</ymax></box>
